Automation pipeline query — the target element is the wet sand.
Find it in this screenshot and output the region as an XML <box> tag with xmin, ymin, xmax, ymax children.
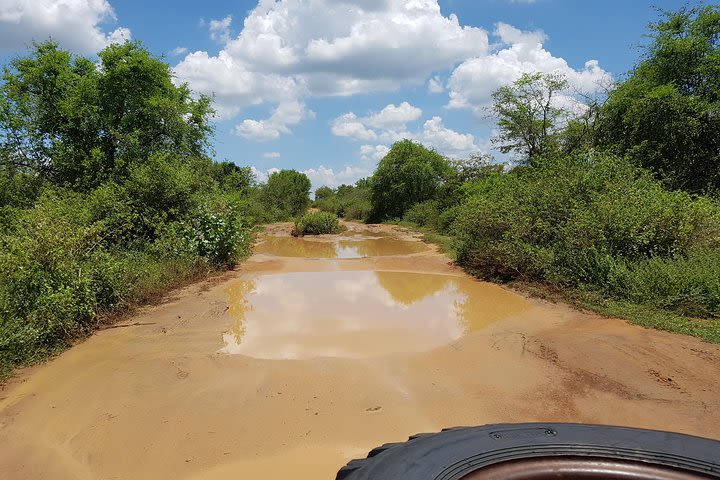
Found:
<box><xmin>1</xmin><ymin>222</ymin><xmax>719</xmax><ymax>479</ymax></box>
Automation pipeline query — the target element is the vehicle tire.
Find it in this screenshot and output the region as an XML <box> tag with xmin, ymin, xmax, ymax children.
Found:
<box><xmin>336</xmin><ymin>423</ymin><xmax>720</xmax><ymax>479</ymax></box>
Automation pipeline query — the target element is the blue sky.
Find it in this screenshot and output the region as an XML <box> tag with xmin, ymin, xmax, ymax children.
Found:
<box><xmin>0</xmin><ymin>0</ymin><xmax>692</xmax><ymax>189</ymax></box>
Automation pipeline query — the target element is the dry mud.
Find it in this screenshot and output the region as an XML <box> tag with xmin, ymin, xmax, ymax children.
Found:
<box><xmin>1</xmin><ymin>222</ymin><xmax>718</xmax><ymax>479</ymax></box>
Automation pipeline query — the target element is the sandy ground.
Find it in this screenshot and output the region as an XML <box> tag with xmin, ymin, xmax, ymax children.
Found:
<box><xmin>0</xmin><ymin>222</ymin><xmax>718</xmax><ymax>480</ymax></box>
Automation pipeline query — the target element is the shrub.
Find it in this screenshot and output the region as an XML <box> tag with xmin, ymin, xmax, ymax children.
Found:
<box><xmin>343</xmin><ymin>199</ymin><xmax>372</xmax><ymax>221</ymax></box>
<box><xmin>185</xmin><ymin>204</ymin><xmax>252</xmax><ymax>266</ymax></box>
<box><xmin>313</xmin><ymin>182</ymin><xmax>373</xmax><ymax>222</ymax></box>
<box><xmin>292</xmin><ymin>211</ymin><xmax>343</xmax><ymax>236</ymax></box>
<box><xmin>402</xmin><ymin>200</ymin><xmax>441</xmax><ymax>229</ymax></box>
<box><xmin>609</xmin><ymin>249</ymin><xmax>720</xmax><ymax>318</ymax></box>
<box><xmin>0</xmin><ymin>181</ymin><xmax>256</xmax><ymax>378</ymax></box>
<box><xmin>453</xmin><ymin>152</ymin><xmax>720</xmax><ymax>307</ymax></box>
<box><xmin>0</xmin><ymin>40</ymin><xmax>263</xmax><ymax>379</ymax></box>
<box><xmin>315</xmin><ymin>196</ymin><xmax>344</xmax><ymax>216</ymax></box>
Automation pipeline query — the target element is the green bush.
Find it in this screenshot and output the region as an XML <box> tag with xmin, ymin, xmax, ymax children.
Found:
<box><xmin>343</xmin><ymin>199</ymin><xmax>372</xmax><ymax>221</ymax></box>
<box><xmin>313</xmin><ymin>182</ymin><xmax>372</xmax><ymax>222</ymax></box>
<box><xmin>261</xmin><ymin>170</ymin><xmax>311</xmax><ymax>218</ymax></box>
<box><xmin>610</xmin><ymin>249</ymin><xmax>720</xmax><ymax>318</ymax></box>
<box><xmin>402</xmin><ymin>200</ymin><xmax>441</xmax><ymax>229</ymax></box>
<box><xmin>292</xmin><ymin>211</ymin><xmax>344</xmax><ymax>236</ymax></box>
<box><xmin>0</xmin><ymin>41</ymin><xmax>266</xmax><ymax>380</ymax></box>
<box><xmin>0</xmin><ymin>180</ymin><xmax>256</xmax><ymax>379</ymax></box>
<box><xmin>315</xmin><ymin>196</ymin><xmax>344</xmax><ymax>216</ymax></box>
<box><xmin>452</xmin><ymin>152</ymin><xmax>720</xmax><ymax>318</ymax></box>
<box><xmin>185</xmin><ymin>205</ymin><xmax>252</xmax><ymax>266</ymax></box>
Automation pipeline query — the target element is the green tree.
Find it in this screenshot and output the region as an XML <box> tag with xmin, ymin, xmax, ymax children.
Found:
<box><xmin>0</xmin><ymin>40</ymin><xmax>214</xmax><ymax>190</ymax></box>
<box><xmin>314</xmin><ymin>186</ymin><xmax>334</xmax><ymax>201</ymax></box>
<box><xmin>0</xmin><ymin>42</ymin><xmax>92</xmax><ymax>176</ymax></box>
<box><xmin>210</xmin><ymin>161</ymin><xmax>253</xmax><ymax>193</ymax></box>
<box><xmin>596</xmin><ymin>5</ymin><xmax>720</xmax><ymax>193</ymax></box>
<box><xmin>261</xmin><ymin>169</ymin><xmax>311</xmax><ymax>217</ymax></box>
<box><xmin>95</xmin><ymin>41</ymin><xmax>213</xmax><ymax>180</ymax></box>
<box><xmin>451</xmin><ymin>153</ymin><xmax>503</xmax><ymax>182</ymax></box>
<box><xmin>369</xmin><ymin>139</ymin><xmax>453</xmax><ymax>221</ymax></box>
<box><xmin>491</xmin><ymin>72</ymin><xmax>570</xmax><ymax>164</ymax></box>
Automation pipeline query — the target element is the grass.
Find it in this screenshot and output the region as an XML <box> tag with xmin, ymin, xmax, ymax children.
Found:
<box><xmin>508</xmin><ymin>281</ymin><xmax>720</xmax><ymax>344</ymax></box>
<box><xmin>421</xmin><ymin>232</ymin><xmax>457</xmax><ymax>260</ymax></box>
<box><xmin>0</xmin><ymin>242</ymin><xmax>255</xmax><ymax>384</ymax></box>
<box><xmin>582</xmin><ymin>295</ymin><xmax>720</xmax><ymax>343</ymax></box>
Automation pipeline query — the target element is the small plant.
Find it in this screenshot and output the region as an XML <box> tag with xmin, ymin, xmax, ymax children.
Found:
<box><xmin>292</xmin><ymin>211</ymin><xmax>344</xmax><ymax>236</ymax></box>
<box><xmin>185</xmin><ymin>206</ymin><xmax>251</xmax><ymax>265</ymax></box>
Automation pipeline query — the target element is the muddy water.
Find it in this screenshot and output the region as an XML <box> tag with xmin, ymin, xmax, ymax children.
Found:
<box><xmin>220</xmin><ymin>271</ymin><xmax>530</xmax><ymax>359</ymax></box>
<box><xmin>1</xmin><ymin>223</ymin><xmax>719</xmax><ymax>480</ymax></box>
<box><xmin>253</xmin><ymin>233</ymin><xmax>428</xmax><ymax>258</ymax></box>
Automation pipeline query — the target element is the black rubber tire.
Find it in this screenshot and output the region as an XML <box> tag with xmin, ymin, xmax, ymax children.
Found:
<box><xmin>335</xmin><ymin>423</ymin><xmax>720</xmax><ymax>480</ymax></box>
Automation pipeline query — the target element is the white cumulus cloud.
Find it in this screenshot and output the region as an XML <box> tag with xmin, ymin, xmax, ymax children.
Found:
<box><xmin>251</xmin><ymin>166</ymin><xmax>281</xmax><ymax>183</ymax></box>
<box><xmin>331</xmin><ymin>113</ymin><xmax>378</xmax><ymax>141</ymax></box>
<box><xmin>170</xmin><ymin>46</ymin><xmax>188</xmax><ymax>56</ymax></box>
<box><xmin>447</xmin><ymin>22</ymin><xmax>612</xmax><ymax>115</ymax></box>
<box><xmin>428</xmin><ymin>76</ymin><xmax>445</xmax><ymax>93</ymax></box>
<box><xmin>209</xmin><ymin>15</ymin><xmax>232</xmax><ymax>43</ymax></box>
<box><xmin>234</xmin><ymin>101</ymin><xmax>315</xmax><ymax>141</ymax></box>
<box><xmin>418</xmin><ymin>116</ymin><xmax>479</xmax><ymax>157</ymax></box>
<box><xmin>360</xmin><ymin>144</ymin><xmax>390</xmax><ymax>162</ymax></box>
<box><xmin>173</xmin><ymin>50</ymin><xmax>300</xmax><ymax>120</ymax></box>
<box><xmin>263</xmin><ymin>151</ymin><xmax>281</xmax><ymax>159</ymax></box>
<box><xmin>363</xmin><ymin>102</ymin><xmax>422</xmax><ymax>129</ymax></box>
<box><xmin>330</xmin><ymin>102</ymin><xmax>422</xmax><ymax>142</ymax></box>
<box><xmin>174</xmin><ymin>0</ymin><xmax>488</xmax><ymax>116</ymax></box>
<box><xmin>303</xmin><ymin>165</ymin><xmax>371</xmax><ymax>189</ymax></box>
<box><xmin>332</xmin><ymin>103</ymin><xmax>480</xmax><ymax>159</ymax></box>
<box><xmin>0</xmin><ymin>0</ymin><xmax>131</xmax><ymax>53</ymax></box>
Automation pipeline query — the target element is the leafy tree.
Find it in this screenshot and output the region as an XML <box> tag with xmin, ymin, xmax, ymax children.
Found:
<box><xmin>0</xmin><ymin>40</ymin><xmax>214</xmax><ymax>190</ymax></box>
<box><xmin>0</xmin><ymin>42</ymin><xmax>90</xmax><ymax>175</ymax></box>
<box><xmin>369</xmin><ymin>139</ymin><xmax>453</xmax><ymax>221</ymax></box>
<box><xmin>0</xmin><ymin>41</ymin><xmax>260</xmax><ymax>378</ymax></box>
<box><xmin>451</xmin><ymin>153</ymin><xmax>503</xmax><ymax>182</ymax></box>
<box><xmin>313</xmin><ymin>181</ymin><xmax>372</xmax><ymax>221</ymax></box>
<box><xmin>314</xmin><ymin>186</ymin><xmax>334</xmax><ymax>201</ymax></box>
<box><xmin>95</xmin><ymin>42</ymin><xmax>213</xmax><ymax>178</ymax></box>
<box><xmin>491</xmin><ymin>72</ymin><xmax>570</xmax><ymax>164</ymax></box>
<box><xmin>596</xmin><ymin>5</ymin><xmax>720</xmax><ymax>193</ymax></box>
<box><xmin>210</xmin><ymin>161</ymin><xmax>253</xmax><ymax>193</ymax></box>
<box><xmin>261</xmin><ymin>169</ymin><xmax>311</xmax><ymax>217</ymax></box>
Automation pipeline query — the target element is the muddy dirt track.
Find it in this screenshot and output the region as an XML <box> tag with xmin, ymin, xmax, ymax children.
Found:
<box><xmin>1</xmin><ymin>222</ymin><xmax>719</xmax><ymax>479</ymax></box>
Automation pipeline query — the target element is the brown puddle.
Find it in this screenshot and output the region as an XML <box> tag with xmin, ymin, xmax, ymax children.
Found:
<box><xmin>220</xmin><ymin>271</ymin><xmax>531</xmax><ymax>359</ymax></box>
<box><xmin>253</xmin><ymin>234</ymin><xmax>427</xmax><ymax>258</ymax></box>
<box><xmin>1</xmin><ymin>222</ymin><xmax>719</xmax><ymax>480</ymax></box>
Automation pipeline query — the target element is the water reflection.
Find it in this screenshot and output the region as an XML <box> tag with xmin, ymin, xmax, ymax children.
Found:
<box><xmin>254</xmin><ymin>236</ymin><xmax>337</xmax><ymax>258</ymax></box>
<box><xmin>253</xmin><ymin>235</ymin><xmax>427</xmax><ymax>259</ymax></box>
<box><xmin>374</xmin><ymin>271</ymin><xmax>451</xmax><ymax>306</ymax></box>
<box><xmin>221</xmin><ymin>271</ymin><xmax>530</xmax><ymax>359</ymax></box>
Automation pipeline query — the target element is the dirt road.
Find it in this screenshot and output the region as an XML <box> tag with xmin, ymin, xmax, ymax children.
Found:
<box><xmin>1</xmin><ymin>223</ymin><xmax>718</xmax><ymax>479</ymax></box>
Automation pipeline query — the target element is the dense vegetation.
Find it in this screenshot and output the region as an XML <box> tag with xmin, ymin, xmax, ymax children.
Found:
<box><xmin>0</xmin><ymin>41</ymin><xmax>312</xmax><ymax>379</ymax></box>
<box><xmin>327</xmin><ymin>6</ymin><xmax>720</xmax><ymax>342</ymax></box>
<box><xmin>313</xmin><ymin>180</ymin><xmax>372</xmax><ymax>220</ymax></box>
<box><xmin>293</xmin><ymin>211</ymin><xmax>343</xmax><ymax>236</ymax></box>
